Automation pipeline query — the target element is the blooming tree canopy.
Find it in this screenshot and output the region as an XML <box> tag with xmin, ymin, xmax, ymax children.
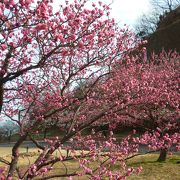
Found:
<box><xmin>0</xmin><ymin>0</ymin><xmax>179</xmax><ymax>179</ymax></box>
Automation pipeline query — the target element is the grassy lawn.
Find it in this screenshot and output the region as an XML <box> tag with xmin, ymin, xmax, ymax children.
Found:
<box><xmin>0</xmin><ymin>147</ymin><xmax>179</xmax><ymax>179</ymax></box>
<box><xmin>127</xmin><ymin>154</ymin><xmax>180</xmax><ymax>180</ymax></box>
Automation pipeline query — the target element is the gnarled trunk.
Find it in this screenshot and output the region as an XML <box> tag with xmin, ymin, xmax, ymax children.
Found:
<box><xmin>7</xmin><ymin>133</ymin><xmax>28</xmax><ymax>178</ymax></box>
<box><xmin>157</xmin><ymin>149</ymin><xmax>167</xmax><ymax>162</ymax></box>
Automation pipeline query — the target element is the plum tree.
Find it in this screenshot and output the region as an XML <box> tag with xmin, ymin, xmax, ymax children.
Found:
<box><xmin>0</xmin><ymin>0</ymin><xmax>179</xmax><ymax>179</ymax></box>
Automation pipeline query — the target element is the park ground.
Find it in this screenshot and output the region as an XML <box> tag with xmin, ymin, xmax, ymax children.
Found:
<box><xmin>0</xmin><ymin>147</ymin><xmax>179</xmax><ymax>179</ymax></box>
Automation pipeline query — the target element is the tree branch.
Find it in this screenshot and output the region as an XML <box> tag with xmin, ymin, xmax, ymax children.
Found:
<box><xmin>0</xmin><ymin>157</ymin><xmax>10</xmax><ymax>165</ymax></box>
<box><xmin>28</xmin><ymin>135</ymin><xmax>45</xmax><ymax>150</ymax></box>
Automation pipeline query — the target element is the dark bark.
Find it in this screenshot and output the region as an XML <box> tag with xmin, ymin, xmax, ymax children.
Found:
<box><xmin>38</xmin><ymin>173</ymin><xmax>78</xmax><ymax>180</ymax></box>
<box><xmin>7</xmin><ymin>133</ymin><xmax>28</xmax><ymax>178</ymax></box>
<box><xmin>157</xmin><ymin>149</ymin><xmax>167</xmax><ymax>162</ymax></box>
<box><xmin>29</xmin><ymin>135</ymin><xmax>45</xmax><ymax>150</ymax></box>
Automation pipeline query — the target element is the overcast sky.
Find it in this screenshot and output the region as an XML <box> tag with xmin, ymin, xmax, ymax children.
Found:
<box><xmin>53</xmin><ymin>0</ymin><xmax>151</xmax><ymax>29</ymax></box>
<box><xmin>103</xmin><ymin>0</ymin><xmax>151</xmax><ymax>27</ymax></box>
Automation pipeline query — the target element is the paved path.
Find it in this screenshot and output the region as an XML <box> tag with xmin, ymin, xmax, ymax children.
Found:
<box><xmin>0</xmin><ymin>141</ymin><xmax>178</xmax><ymax>154</ymax></box>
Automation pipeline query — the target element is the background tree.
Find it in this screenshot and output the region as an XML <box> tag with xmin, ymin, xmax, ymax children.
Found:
<box><xmin>151</xmin><ymin>0</ymin><xmax>180</xmax><ymax>12</ymax></box>
<box><xmin>0</xmin><ymin>121</ymin><xmax>18</xmax><ymax>142</ymax></box>
<box><xmin>135</xmin><ymin>0</ymin><xmax>180</xmax><ymax>38</ymax></box>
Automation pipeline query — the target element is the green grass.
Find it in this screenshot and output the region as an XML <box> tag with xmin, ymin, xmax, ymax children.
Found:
<box><xmin>127</xmin><ymin>154</ymin><xmax>180</xmax><ymax>180</ymax></box>
<box><xmin>0</xmin><ymin>148</ymin><xmax>179</xmax><ymax>179</ymax></box>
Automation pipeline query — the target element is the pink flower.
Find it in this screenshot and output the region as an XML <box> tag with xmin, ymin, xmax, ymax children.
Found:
<box><xmin>56</xmin><ymin>34</ymin><xmax>64</xmax><ymax>42</ymax></box>
<box><xmin>78</xmin><ymin>41</ymin><xmax>84</xmax><ymax>48</ymax></box>
<box><xmin>0</xmin><ymin>167</ymin><xmax>5</xmax><ymax>174</ymax></box>
<box><xmin>35</xmin><ymin>24</ymin><xmax>48</xmax><ymax>31</ymax></box>
<box><xmin>98</xmin><ymin>1</ymin><xmax>102</xmax><ymax>6</ymax></box>
<box><xmin>0</xmin><ymin>44</ymin><xmax>7</xmax><ymax>50</ymax></box>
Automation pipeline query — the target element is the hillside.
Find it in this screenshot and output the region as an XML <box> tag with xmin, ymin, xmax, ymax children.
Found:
<box><xmin>146</xmin><ymin>6</ymin><xmax>180</xmax><ymax>55</ymax></box>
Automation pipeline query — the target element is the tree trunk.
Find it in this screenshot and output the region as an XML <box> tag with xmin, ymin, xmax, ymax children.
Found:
<box><xmin>157</xmin><ymin>149</ymin><xmax>167</xmax><ymax>162</ymax></box>
<box><xmin>7</xmin><ymin>133</ymin><xmax>28</xmax><ymax>178</ymax></box>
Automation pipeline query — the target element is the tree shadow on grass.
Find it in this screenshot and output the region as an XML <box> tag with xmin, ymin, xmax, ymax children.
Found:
<box><xmin>127</xmin><ymin>161</ymin><xmax>165</xmax><ymax>167</ymax></box>
<box><xmin>127</xmin><ymin>155</ymin><xmax>180</xmax><ymax>167</ymax></box>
